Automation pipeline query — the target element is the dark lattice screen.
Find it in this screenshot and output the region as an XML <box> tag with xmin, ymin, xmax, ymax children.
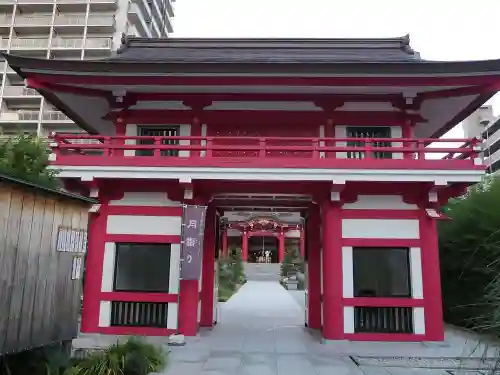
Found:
<box><xmin>346</xmin><ymin>126</ymin><xmax>392</xmax><ymax>159</ymax></box>
<box><xmin>138</xmin><ymin>127</ymin><xmax>180</xmax><ymax>156</ymax></box>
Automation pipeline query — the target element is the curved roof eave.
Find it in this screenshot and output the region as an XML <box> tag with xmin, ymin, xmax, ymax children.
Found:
<box><xmin>5</xmin><ymin>53</ymin><xmax>500</xmax><ymax>77</ymax></box>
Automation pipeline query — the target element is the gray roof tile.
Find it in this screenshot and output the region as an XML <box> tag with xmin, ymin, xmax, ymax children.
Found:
<box><xmin>110</xmin><ymin>35</ymin><xmax>421</xmax><ymax>63</ymax></box>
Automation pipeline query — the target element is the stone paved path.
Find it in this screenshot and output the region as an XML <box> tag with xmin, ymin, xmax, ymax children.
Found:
<box><xmin>163</xmin><ymin>281</ymin><xmax>497</xmax><ymax>375</ymax></box>
<box><xmin>73</xmin><ymin>280</ymin><xmax>500</xmax><ymax>374</ymax></box>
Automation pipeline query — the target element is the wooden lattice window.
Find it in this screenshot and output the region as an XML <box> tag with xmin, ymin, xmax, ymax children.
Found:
<box><xmin>346</xmin><ymin>126</ymin><xmax>392</xmax><ymax>159</ymax></box>
<box><xmin>138</xmin><ymin>126</ymin><xmax>180</xmax><ymax>157</ymax></box>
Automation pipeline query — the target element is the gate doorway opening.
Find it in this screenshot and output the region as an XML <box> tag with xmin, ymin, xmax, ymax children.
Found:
<box><xmin>248</xmin><ymin>236</ymin><xmax>279</xmax><ymax>263</ymax></box>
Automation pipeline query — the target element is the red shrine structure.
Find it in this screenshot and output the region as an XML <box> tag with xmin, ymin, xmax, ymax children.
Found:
<box><xmin>5</xmin><ymin>35</ymin><xmax>500</xmax><ymax>342</ymax></box>
<box><xmin>221</xmin><ymin>215</ymin><xmax>304</xmax><ymax>263</ymax></box>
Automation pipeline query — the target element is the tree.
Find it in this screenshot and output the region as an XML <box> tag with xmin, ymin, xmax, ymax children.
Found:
<box><xmin>0</xmin><ymin>134</ymin><xmax>59</xmax><ymax>188</ymax></box>
<box><xmin>280</xmin><ymin>243</ymin><xmax>300</xmax><ymax>278</ymax></box>
<box><xmin>438</xmin><ymin>175</ymin><xmax>500</xmax><ymax>335</ymax></box>
<box><xmin>229</xmin><ymin>246</ymin><xmax>245</xmax><ymax>285</ymax></box>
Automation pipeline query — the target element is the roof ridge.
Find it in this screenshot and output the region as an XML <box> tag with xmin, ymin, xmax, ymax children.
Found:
<box><xmin>116</xmin><ymin>35</ymin><xmax>420</xmax><ymax>58</ymax></box>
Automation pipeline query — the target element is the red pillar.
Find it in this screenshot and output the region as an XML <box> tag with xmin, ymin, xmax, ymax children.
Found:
<box><xmin>222</xmin><ymin>228</ymin><xmax>228</xmax><ymax>257</ymax></box>
<box><xmin>307</xmin><ymin>205</ymin><xmax>321</xmax><ymax>329</ymax></box>
<box><xmin>299</xmin><ymin>227</ymin><xmax>305</xmax><ymax>258</ymax></box>
<box><xmin>419</xmin><ymin>210</ymin><xmax>444</xmax><ymax>340</ymax></box>
<box><xmin>321</xmin><ymin>199</ymin><xmax>344</xmax><ymax>340</ymax></box>
<box><xmin>403</xmin><ymin>119</ymin><xmax>414</xmax><ymax>160</ymax></box>
<box><xmin>200</xmin><ymin>205</ymin><xmax>216</xmax><ymax>328</ymax></box>
<box><xmin>278</xmin><ymin>231</ymin><xmax>285</xmax><ymax>262</ymax></box>
<box><xmin>114</xmin><ymin>118</ymin><xmax>126</xmax><ymax>156</ymax></box>
<box><xmin>81</xmin><ymin>209</ymin><xmax>107</xmax><ymax>332</ymax></box>
<box><xmin>178</xmin><ymin>279</ymin><xmax>199</xmax><ymax>335</ymax></box>
<box><xmin>242</xmin><ymin>231</ymin><xmax>248</xmax><ymax>262</ymax></box>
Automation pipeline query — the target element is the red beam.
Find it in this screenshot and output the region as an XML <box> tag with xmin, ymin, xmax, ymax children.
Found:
<box><xmin>29</xmin><ymin>72</ymin><xmax>500</xmax><ymax>87</ymax></box>
<box><xmin>213</xmin><ymin>199</ymin><xmax>310</xmax><ymax>207</ymax></box>
<box><xmin>342</xmin><ymin>297</ymin><xmax>424</xmax><ymax>307</ymax></box>
<box><xmin>134</xmin><ymin>92</ymin><xmax>400</xmax><ymax>103</ymax></box>
<box><xmin>111</xmin><ymin>109</ymin><xmax>425</xmax><ymax>125</ymax></box>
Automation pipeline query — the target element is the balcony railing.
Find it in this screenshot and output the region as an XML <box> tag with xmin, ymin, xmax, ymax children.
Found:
<box><xmin>9</xmin><ymin>38</ymin><xmax>49</xmax><ymax>49</ymax></box>
<box><xmin>17</xmin><ymin>0</ymin><xmax>53</xmax><ymax>3</ymax></box>
<box><xmin>43</xmin><ymin>111</ymin><xmax>71</xmax><ymax>121</ymax></box>
<box><xmin>48</xmin><ymin>134</ymin><xmax>483</xmax><ymax>170</ymax></box>
<box><xmin>54</xmin><ymin>15</ymin><xmax>115</xmax><ymax>26</ymax></box>
<box><xmin>0</xmin><ymin>111</ymin><xmax>71</xmax><ymax>122</ymax></box>
<box><xmin>13</xmin><ymin>15</ymin><xmax>53</xmax><ymax>25</ymax></box>
<box><xmin>51</xmin><ymin>37</ymin><xmax>112</xmax><ymax>49</ymax></box>
<box><xmin>3</xmin><ymin>86</ymin><xmax>41</xmax><ymax>97</ymax></box>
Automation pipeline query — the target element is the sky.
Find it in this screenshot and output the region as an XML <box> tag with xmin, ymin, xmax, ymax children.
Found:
<box><xmin>171</xmin><ymin>0</ymin><xmax>500</xmax><ymax>138</ymax></box>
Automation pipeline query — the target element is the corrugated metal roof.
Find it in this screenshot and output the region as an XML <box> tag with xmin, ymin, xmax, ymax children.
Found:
<box><xmin>0</xmin><ymin>173</ymin><xmax>96</xmax><ymax>204</ymax></box>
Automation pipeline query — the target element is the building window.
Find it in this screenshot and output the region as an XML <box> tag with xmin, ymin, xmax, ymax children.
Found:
<box><xmin>138</xmin><ymin>126</ymin><xmax>180</xmax><ymax>157</ymax></box>
<box><xmin>346</xmin><ymin>126</ymin><xmax>392</xmax><ymax>159</ymax></box>
<box><xmin>353</xmin><ymin>247</ymin><xmax>411</xmax><ymax>298</ymax></box>
<box><xmin>113</xmin><ymin>243</ymin><xmax>171</xmax><ymax>293</ymax></box>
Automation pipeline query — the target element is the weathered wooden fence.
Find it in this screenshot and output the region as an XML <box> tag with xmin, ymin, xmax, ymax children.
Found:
<box><xmin>0</xmin><ymin>174</ymin><xmax>95</xmax><ymax>354</ymax></box>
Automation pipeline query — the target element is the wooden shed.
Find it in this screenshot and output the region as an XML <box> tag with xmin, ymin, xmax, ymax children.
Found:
<box><xmin>0</xmin><ymin>174</ymin><xmax>95</xmax><ymax>355</ymax></box>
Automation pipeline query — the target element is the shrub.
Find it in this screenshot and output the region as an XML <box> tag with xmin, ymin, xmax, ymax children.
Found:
<box><xmin>65</xmin><ymin>337</ymin><xmax>166</xmax><ymax>375</ymax></box>
<box><xmin>280</xmin><ymin>244</ymin><xmax>302</xmax><ymax>278</ymax></box>
<box><xmin>439</xmin><ymin>176</ymin><xmax>500</xmax><ymax>335</ymax></box>
<box><xmin>0</xmin><ymin>134</ymin><xmax>59</xmax><ymax>188</ymax></box>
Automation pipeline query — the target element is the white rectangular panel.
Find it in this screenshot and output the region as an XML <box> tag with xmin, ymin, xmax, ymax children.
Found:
<box><xmin>342</xmin><ymin>219</ymin><xmax>420</xmax><ymax>239</ymax></box>
<box><xmin>106</xmin><ymin>215</ymin><xmax>182</xmax><ymax>236</ymax></box>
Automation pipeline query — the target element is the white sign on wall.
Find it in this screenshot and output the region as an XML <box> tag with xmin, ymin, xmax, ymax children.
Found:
<box><xmin>71</xmin><ymin>255</ymin><xmax>84</xmax><ymax>280</ymax></box>
<box><xmin>56</xmin><ymin>226</ymin><xmax>88</xmax><ymax>253</ymax></box>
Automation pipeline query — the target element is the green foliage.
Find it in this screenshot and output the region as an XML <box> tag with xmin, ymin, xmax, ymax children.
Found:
<box><xmin>65</xmin><ymin>337</ymin><xmax>166</xmax><ymax>375</ymax></box>
<box><xmin>229</xmin><ymin>246</ymin><xmax>245</xmax><ymax>285</ymax></box>
<box><xmin>0</xmin><ymin>134</ymin><xmax>59</xmax><ymax>188</ymax></box>
<box><xmin>0</xmin><ymin>342</ymin><xmax>73</xmax><ymax>375</ymax></box>
<box><xmin>217</xmin><ymin>246</ymin><xmax>245</xmax><ymax>302</ymax></box>
<box><xmin>439</xmin><ymin>175</ymin><xmax>500</xmax><ymax>335</ymax></box>
<box><xmin>280</xmin><ymin>244</ymin><xmax>302</xmax><ymax>278</ymax></box>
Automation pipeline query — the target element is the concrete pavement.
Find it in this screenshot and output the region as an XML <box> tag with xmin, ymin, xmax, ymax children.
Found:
<box><xmin>73</xmin><ymin>280</ymin><xmax>500</xmax><ymax>374</ymax></box>
<box><xmin>163</xmin><ymin>281</ymin><xmax>500</xmax><ymax>374</ymax></box>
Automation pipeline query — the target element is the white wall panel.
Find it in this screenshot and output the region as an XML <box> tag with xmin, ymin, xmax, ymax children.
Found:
<box><xmin>98</xmin><ymin>301</ymin><xmax>111</xmax><ymax>327</ymax></box>
<box><xmin>413</xmin><ymin>307</ymin><xmax>425</xmax><ymax>335</ymax></box>
<box><xmin>101</xmin><ymin>242</ymin><xmax>116</xmax><ymax>292</ymax></box>
<box><xmin>343</xmin><ymin>195</ymin><xmax>417</xmax><ymax>210</ymax></box>
<box><xmin>410</xmin><ymin>247</ymin><xmax>424</xmax><ymax>299</ymax></box>
<box><xmin>342</xmin><ymin>219</ymin><xmax>419</xmax><ymax>239</ymax></box>
<box><xmin>342</xmin><ymin>246</ymin><xmax>354</xmax><ymax>298</ymax></box>
<box><xmin>106</xmin><ymin>215</ymin><xmax>182</xmax><ymax>235</ymax></box>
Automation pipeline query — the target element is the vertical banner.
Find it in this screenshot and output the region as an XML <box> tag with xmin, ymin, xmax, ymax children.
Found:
<box><xmin>180</xmin><ymin>205</ymin><xmax>207</xmax><ymax>280</ymax></box>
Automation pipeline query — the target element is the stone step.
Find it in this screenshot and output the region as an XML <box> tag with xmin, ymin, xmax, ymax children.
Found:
<box><xmin>244</xmin><ymin>263</ymin><xmax>281</xmax><ymax>281</ymax></box>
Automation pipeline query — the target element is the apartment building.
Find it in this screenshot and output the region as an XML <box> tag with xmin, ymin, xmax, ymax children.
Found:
<box><xmin>462</xmin><ymin>105</ymin><xmax>500</xmax><ymax>173</ymax></box>
<box><xmin>0</xmin><ymin>0</ymin><xmax>175</xmax><ymax>137</ymax></box>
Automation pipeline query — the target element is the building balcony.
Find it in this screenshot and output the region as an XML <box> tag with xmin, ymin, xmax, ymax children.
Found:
<box><xmin>47</xmin><ymin>134</ymin><xmax>485</xmax><ymax>184</ymax></box>
<box><xmin>128</xmin><ymin>2</ymin><xmax>151</xmax><ymax>37</ymax></box>
<box><xmin>54</xmin><ymin>14</ymin><xmax>115</xmax><ymax>30</ymax></box>
<box><xmin>42</xmin><ymin>111</ymin><xmax>72</xmax><ymax>122</ymax></box>
<box><xmin>2</xmin><ymin>86</ymin><xmax>42</xmax><ymax>105</ymax></box>
<box><xmin>15</xmin><ymin>0</ymin><xmax>54</xmax><ymax>13</ymax></box>
<box><xmin>3</xmin><ymin>86</ymin><xmax>41</xmax><ymax>97</ymax></box>
<box><xmin>51</xmin><ymin>37</ymin><xmax>112</xmax><ymax>49</ymax></box>
<box><xmin>12</xmin><ymin>14</ymin><xmax>52</xmax><ymax>27</ymax></box>
<box><xmin>0</xmin><ymin>110</ymin><xmax>40</xmax><ymax>122</ymax></box>
<box><xmin>0</xmin><ymin>110</ymin><xmax>72</xmax><ymax>123</ymax></box>
<box><xmin>7</xmin><ymin>38</ymin><xmax>49</xmax><ymax>50</ymax></box>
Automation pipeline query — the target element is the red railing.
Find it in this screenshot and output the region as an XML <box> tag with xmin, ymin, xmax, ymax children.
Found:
<box><xmin>48</xmin><ymin>134</ymin><xmax>482</xmax><ymax>169</ymax></box>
